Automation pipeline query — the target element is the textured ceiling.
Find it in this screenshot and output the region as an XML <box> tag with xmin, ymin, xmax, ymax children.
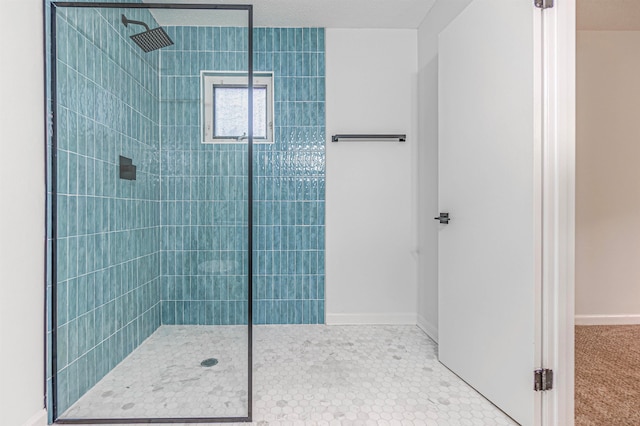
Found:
<box><xmin>578</xmin><ymin>0</ymin><xmax>640</xmax><ymax>31</ymax></box>
<box><xmin>145</xmin><ymin>0</ymin><xmax>437</xmax><ymax>29</ymax></box>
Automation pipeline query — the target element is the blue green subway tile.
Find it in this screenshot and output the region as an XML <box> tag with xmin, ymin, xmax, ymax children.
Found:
<box><xmin>187</xmin><ymin>27</ymin><xmax>196</xmax><ymax>51</ymax></box>
<box><xmin>274</xmin><ymin>28</ymin><xmax>285</xmax><ymax>52</ymax></box>
<box><xmin>86</xmin><ymin>312</ymin><xmax>96</xmax><ymax>351</ymax></box>
<box><xmin>312</xmin><ymin>300</ymin><xmax>321</xmax><ymax>324</ymax></box>
<box><xmin>269</xmin><ymin>300</ymin><xmax>287</xmax><ymax>324</ymax></box>
<box><xmin>57</xmin><ymin>323</ymin><xmax>68</xmax><ymax>369</ymax></box>
<box><xmin>197</xmin><ymin>278</ymin><xmax>207</xmax><ymax>301</ymax></box>
<box><xmin>307</xmin><ymin>28</ymin><xmax>317</xmax><ymax>52</ymax></box>
<box><xmin>293</xmin><ymin>300</ymin><xmax>303</xmax><ymax>324</ymax></box>
<box><xmin>219</xmin><ymin>27</ymin><xmax>229</xmax><ymax>51</ymax></box>
<box><xmin>296</xmin><ymin>54</ymin><xmax>305</xmax><ymax>78</ymax></box>
<box><xmin>300</xmin><ymin>28</ymin><xmax>310</xmax><ymax>52</ymax></box>
<box><xmin>171</xmin><ymin>276</ymin><xmax>182</xmax><ymax>300</ymax></box>
<box><xmin>68</xmin><ymin>360</ymin><xmax>82</xmax><ymax>408</ymax></box>
<box><xmin>273</xmin><ymin>278</ymin><xmax>283</xmax><ymax>299</ymax></box>
<box><xmin>66</xmin><ymin>276</ymin><xmax>80</xmax><ymax>320</ymax></box>
<box><xmin>204</xmin><ymin>302</ymin><xmax>214</xmax><ymax>324</ymax></box>
<box><xmin>315</xmin><ymin>74</ymin><xmax>326</xmax><ymax>103</ymax></box>
<box><xmin>285</xmin><ymin>52</ymin><xmax>301</xmax><ymax>75</ymax></box>
<box><xmin>303</xmin><ymin>300</ymin><xmax>312</xmax><ymax>324</ymax></box>
<box><xmin>210</xmin><ymin>301</ymin><xmax>220</xmax><ymax>324</ymax></box>
<box><xmin>94</xmin><ymin>305</ymin><xmax>104</xmax><ymax>341</ymax></box>
<box><xmin>66</xmin><ymin>152</ymin><xmax>78</xmax><ymax>195</ymax></box>
<box><xmin>86</xmin><ymin>272</ymin><xmax>96</xmax><ymax>312</ymax></box>
<box><xmin>264</xmin><ymin>301</ymin><xmax>274</xmax><ymax>324</ymax></box>
<box><xmin>56</xmin><ymin>367</ymin><xmax>69</xmax><ymax>414</ymax></box>
<box><xmin>186</xmin><ymin>301</ymin><xmax>197</xmax><ymax>324</ymax></box>
<box><xmin>312</xmin><ymin>250</ymin><xmax>325</xmax><ymax>275</ymax></box>
<box><xmin>300</xmin><ymin>275</ymin><xmax>311</xmax><ymax>300</ymax></box>
<box><xmin>230</xmin><ymin>301</ymin><xmax>240</xmax><ymax>325</ymax></box>
<box><xmin>237</xmin><ymin>28</ymin><xmax>247</xmax><ymax>52</ymax></box>
<box><xmin>310</xmin><ymin>251</ymin><xmax>320</xmax><ymax>274</ymax></box>
<box><xmin>259</xmin><ymin>301</ymin><xmax>269</xmax><ymax>324</ymax></box>
<box><xmin>281</xmin><ymin>300</ymin><xmax>292</xmax><ymax>324</ymax></box>
<box><xmin>309</xmin><ymin>275</ymin><xmax>319</xmax><ymax>300</ymax></box>
<box><xmin>270</xmin><ymin>300</ymin><xmax>282</xmax><ymax>324</ymax></box>
<box><xmin>283</xmin><ymin>271</ymin><xmax>296</xmax><ymax>299</ymax></box>
<box><xmin>252</xmin><ymin>301</ymin><xmax>261</xmax><ymax>325</ymax></box>
<box><xmin>292</xmin><ymin>277</ymin><xmax>301</xmax><ymax>300</ymax></box>
<box><xmin>173</xmin><ymin>301</ymin><xmax>184</xmax><ymax>325</ymax></box>
<box><xmin>229</xmin><ymin>301</ymin><xmax>246</xmax><ymax>325</ymax></box>
<box><xmin>284</xmin><ymin>28</ymin><xmax>294</xmax><ymax>52</ymax></box>
<box><xmin>263</xmin><ymin>276</ymin><xmax>274</xmax><ymax>300</ymax></box>
<box><xmin>218</xmin><ymin>301</ymin><xmax>229</xmax><ymax>325</ymax></box>
<box><xmin>161</xmin><ymin>301</ymin><xmax>174</xmax><ymax>324</ymax></box>
<box><xmin>264</xmin><ymin>28</ymin><xmax>274</xmax><ymax>52</ymax></box>
<box><xmin>67</xmin><ymin>318</ymin><xmax>79</xmax><ymax>364</ymax></box>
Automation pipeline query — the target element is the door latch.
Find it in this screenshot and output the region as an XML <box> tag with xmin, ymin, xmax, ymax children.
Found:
<box><xmin>434</xmin><ymin>213</ymin><xmax>450</xmax><ymax>224</ymax></box>
<box><xmin>534</xmin><ymin>0</ymin><xmax>553</xmax><ymax>9</ymax></box>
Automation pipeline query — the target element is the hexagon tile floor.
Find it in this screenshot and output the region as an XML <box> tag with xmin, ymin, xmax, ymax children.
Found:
<box><xmin>60</xmin><ymin>324</ymin><xmax>518</xmax><ymax>425</ymax></box>
<box><xmin>61</xmin><ymin>325</ymin><xmax>250</xmax><ymax>419</ymax></box>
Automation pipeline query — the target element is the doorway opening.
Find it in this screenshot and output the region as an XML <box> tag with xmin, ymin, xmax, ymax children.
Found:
<box><xmin>575</xmin><ymin>1</ymin><xmax>640</xmax><ymax>424</ymax></box>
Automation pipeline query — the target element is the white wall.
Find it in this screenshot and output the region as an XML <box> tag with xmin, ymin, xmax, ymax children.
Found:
<box><xmin>325</xmin><ymin>29</ymin><xmax>419</xmax><ymax>324</ymax></box>
<box><xmin>415</xmin><ymin>0</ymin><xmax>472</xmax><ymax>341</ymax></box>
<box><xmin>575</xmin><ymin>30</ymin><xmax>640</xmax><ymax>324</ymax></box>
<box><xmin>0</xmin><ymin>0</ymin><xmax>47</xmax><ymax>425</ymax></box>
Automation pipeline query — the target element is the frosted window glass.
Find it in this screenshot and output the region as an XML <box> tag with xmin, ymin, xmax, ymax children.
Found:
<box><xmin>214</xmin><ymin>87</ymin><xmax>267</xmax><ymax>138</ymax></box>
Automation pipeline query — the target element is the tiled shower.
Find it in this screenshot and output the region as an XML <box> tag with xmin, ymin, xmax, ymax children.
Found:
<box><xmin>159</xmin><ymin>25</ymin><xmax>325</xmax><ymax>326</ymax></box>
<box><xmin>47</xmin><ymin>3</ymin><xmax>325</xmax><ymax>421</ymax></box>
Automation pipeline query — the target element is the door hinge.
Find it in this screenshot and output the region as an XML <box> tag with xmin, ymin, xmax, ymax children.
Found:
<box><xmin>535</xmin><ymin>0</ymin><xmax>553</xmax><ymax>8</ymax></box>
<box><xmin>534</xmin><ymin>368</ymin><xmax>553</xmax><ymax>391</ymax></box>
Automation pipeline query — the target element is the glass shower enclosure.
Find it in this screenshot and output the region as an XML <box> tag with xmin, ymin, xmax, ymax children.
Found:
<box><xmin>48</xmin><ymin>2</ymin><xmax>254</xmax><ymax>422</ymax></box>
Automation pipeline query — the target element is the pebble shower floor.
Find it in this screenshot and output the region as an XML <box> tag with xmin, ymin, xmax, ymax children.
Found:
<box><xmin>60</xmin><ymin>325</ymin><xmax>517</xmax><ymax>425</ymax></box>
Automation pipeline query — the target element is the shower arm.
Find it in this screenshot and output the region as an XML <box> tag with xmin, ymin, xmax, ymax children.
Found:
<box><xmin>121</xmin><ymin>14</ymin><xmax>150</xmax><ymax>32</ymax></box>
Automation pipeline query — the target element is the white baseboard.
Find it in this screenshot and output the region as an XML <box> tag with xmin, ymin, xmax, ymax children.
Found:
<box><xmin>417</xmin><ymin>314</ymin><xmax>438</xmax><ymax>343</ymax></box>
<box><xmin>21</xmin><ymin>409</ymin><xmax>47</xmax><ymax>426</ymax></box>
<box><xmin>575</xmin><ymin>314</ymin><xmax>640</xmax><ymax>326</ymax></box>
<box><xmin>325</xmin><ymin>313</ymin><xmax>417</xmax><ymax>325</ymax></box>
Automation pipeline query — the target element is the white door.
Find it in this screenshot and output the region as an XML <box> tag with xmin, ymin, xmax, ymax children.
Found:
<box><xmin>438</xmin><ymin>1</ymin><xmax>542</xmax><ymax>425</ymax></box>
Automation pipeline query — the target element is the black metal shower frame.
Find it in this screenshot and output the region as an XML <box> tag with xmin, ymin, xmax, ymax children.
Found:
<box><xmin>47</xmin><ymin>2</ymin><xmax>254</xmax><ymax>423</ymax></box>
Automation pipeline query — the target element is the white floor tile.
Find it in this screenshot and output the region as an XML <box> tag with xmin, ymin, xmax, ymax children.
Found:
<box><xmin>59</xmin><ymin>324</ymin><xmax>517</xmax><ymax>425</ymax></box>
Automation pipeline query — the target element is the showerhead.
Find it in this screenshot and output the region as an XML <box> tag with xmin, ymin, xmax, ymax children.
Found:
<box><xmin>121</xmin><ymin>14</ymin><xmax>174</xmax><ymax>53</ymax></box>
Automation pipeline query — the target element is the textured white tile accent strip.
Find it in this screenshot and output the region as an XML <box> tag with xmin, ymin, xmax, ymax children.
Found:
<box><xmin>60</xmin><ymin>324</ymin><xmax>517</xmax><ymax>425</ymax></box>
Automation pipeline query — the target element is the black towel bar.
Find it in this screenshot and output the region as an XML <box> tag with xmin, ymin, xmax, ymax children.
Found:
<box><xmin>331</xmin><ymin>134</ymin><xmax>406</xmax><ymax>142</ymax></box>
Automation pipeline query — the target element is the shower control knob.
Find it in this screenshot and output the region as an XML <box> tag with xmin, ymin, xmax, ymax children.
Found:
<box><xmin>434</xmin><ymin>213</ymin><xmax>450</xmax><ymax>224</ymax></box>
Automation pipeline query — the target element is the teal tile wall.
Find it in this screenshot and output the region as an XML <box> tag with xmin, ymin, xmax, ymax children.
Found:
<box><xmin>252</xmin><ymin>28</ymin><xmax>325</xmax><ymax>324</ymax></box>
<box><xmin>159</xmin><ymin>27</ymin><xmax>250</xmax><ymax>326</ymax></box>
<box><xmin>53</xmin><ymin>7</ymin><xmax>162</xmax><ymax>414</ymax></box>
<box><xmin>159</xmin><ymin>27</ymin><xmax>325</xmax><ymax>325</ymax></box>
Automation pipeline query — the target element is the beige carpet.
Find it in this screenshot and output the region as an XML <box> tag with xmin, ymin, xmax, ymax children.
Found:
<box><xmin>575</xmin><ymin>325</ymin><xmax>640</xmax><ymax>425</ymax></box>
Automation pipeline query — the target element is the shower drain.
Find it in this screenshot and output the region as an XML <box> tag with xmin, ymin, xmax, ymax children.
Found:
<box><xmin>200</xmin><ymin>358</ymin><xmax>219</xmax><ymax>367</ymax></box>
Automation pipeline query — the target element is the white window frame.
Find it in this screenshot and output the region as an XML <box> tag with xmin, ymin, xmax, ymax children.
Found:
<box><xmin>201</xmin><ymin>71</ymin><xmax>274</xmax><ymax>144</ymax></box>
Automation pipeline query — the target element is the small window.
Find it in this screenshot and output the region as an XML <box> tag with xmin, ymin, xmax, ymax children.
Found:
<box><xmin>201</xmin><ymin>72</ymin><xmax>274</xmax><ymax>144</ymax></box>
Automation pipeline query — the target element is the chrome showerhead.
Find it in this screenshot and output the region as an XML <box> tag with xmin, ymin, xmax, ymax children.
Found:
<box><xmin>121</xmin><ymin>14</ymin><xmax>174</xmax><ymax>53</ymax></box>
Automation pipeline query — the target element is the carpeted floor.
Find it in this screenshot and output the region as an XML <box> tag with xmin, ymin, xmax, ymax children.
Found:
<box><xmin>575</xmin><ymin>325</ymin><xmax>640</xmax><ymax>425</ymax></box>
